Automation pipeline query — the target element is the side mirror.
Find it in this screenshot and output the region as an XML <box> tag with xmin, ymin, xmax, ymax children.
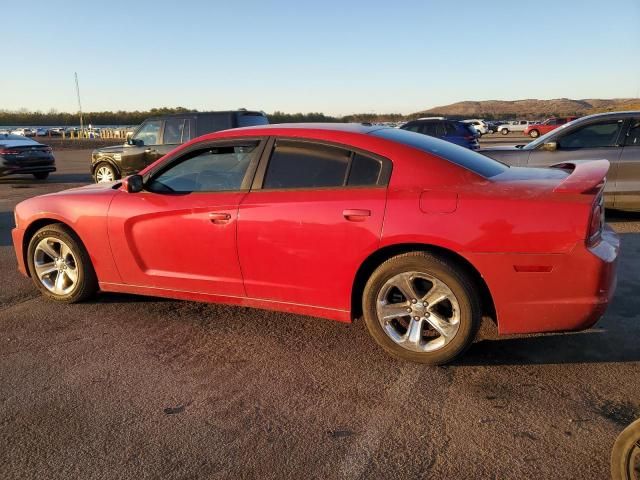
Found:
<box><xmin>123</xmin><ymin>174</ymin><xmax>144</xmax><ymax>193</ymax></box>
<box><xmin>542</xmin><ymin>141</ymin><xmax>558</xmax><ymax>152</ymax></box>
<box><xmin>127</xmin><ymin>137</ymin><xmax>143</xmax><ymax>146</ymax></box>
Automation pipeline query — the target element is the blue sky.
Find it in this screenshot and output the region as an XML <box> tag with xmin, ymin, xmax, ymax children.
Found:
<box><xmin>2</xmin><ymin>0</ymin><xmax>639</xmax><ymax>115</ymax></box>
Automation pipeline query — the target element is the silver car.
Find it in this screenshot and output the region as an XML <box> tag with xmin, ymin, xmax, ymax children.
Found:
<box><xmin>480</xmin><ymin>111</ymin><xmax>640</xmax><ymax>211</ymax></box>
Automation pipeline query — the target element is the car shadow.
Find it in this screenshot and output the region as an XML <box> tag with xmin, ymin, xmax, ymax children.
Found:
<box><xmin>458</xmin><ymin>328</ymin><xmax>640</xmax><ymax>366</ymax></box>
<box><xmin>0</xmin><ymin>173</ymin><xmax>91</xmax><ymax>185</ymax></box>
<box><xmin>0</xmin><ymin>211</ymin><xmax>15</xmax><ymax>246</ymax></box>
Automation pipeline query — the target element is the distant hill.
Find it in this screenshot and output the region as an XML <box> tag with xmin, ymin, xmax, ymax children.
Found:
<box><xmin>412</xmin><ymin>98</ymin><xmax>640</xmax><ymax>119</ymax></box>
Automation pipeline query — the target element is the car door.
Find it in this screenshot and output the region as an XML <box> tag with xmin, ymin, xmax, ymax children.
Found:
<box><xmin>236</xmin><ymin>138</ymin><xmax>388</xmax><ymax>312</ymax></box>
<box><xmin>615</xmin><ymin>118</ymin><xmax>640</xmax><ymax>210</ymax></box>
<box><xmin>526</xmin><ymin>117</ymin><xmax>624</xmax><ymax>204</ymax></box>
<box><xmin>121</xmin><ymin>119</ymin><xmax>164</xmax><ymax>175</ymax></box>
<box><xmin>107</xmin><ymin>138</ymin><xmax>266</xmax><ymax>296</ymax></box>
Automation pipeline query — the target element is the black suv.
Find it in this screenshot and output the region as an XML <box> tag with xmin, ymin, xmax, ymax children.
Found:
<box><xmin>91</xmin><ymin>110</ymin><xmax>268</xmax><ymax>182</ymax></box>
<box><xmin>400</xmin><ymin>118</ymin><xmax>480</xmax><ymax>150</ymax></box>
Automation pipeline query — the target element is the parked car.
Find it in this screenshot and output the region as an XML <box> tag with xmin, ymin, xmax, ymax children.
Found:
<box><xmin>462</xmin><ymin>119</ymin><xmax>490</xmax><ymax>135</ymax></box>
<box><xmin>0</xmin><ymin>133</ymin><xmax>55</xmax><ymax>179</ymax></box>
<box><xmin>35</xmin><ymin>128</ymin><xmax>49</xmax><ymax>136</ymax></box>
<box><xmin>480</xmin><ymin>111</ymin><xmax>640</xmax><ymax>211</ymax></box>
<box><xmin>400</xmin><ymin>118</ymin><xmax>480</xmax><ymax>149</ymax></box>
<box><xmin>12</xmin><ymin>123</ymin><xmax>618</xmax><ymax>365</ymax></box>
<box><xmin>91</xmin><ymin>110</ymin><xmax>269</xmax><ymax>183</ymax></box>
<box><xmin>485</xmin><ymin>121</ymin><xmax>504</xmax><ymax>134</ymax></box>
<box><xmin>524</xmin><ymin>116</ymin><xmax>578</xmax><ymax>138</ymax></box>
<box><xmin>48</xmin><ymin>128</ymin><xmax>65</xmax><ymax>136</ymax></box>
<box><xmin>10</xmin><ymin>128</ymin><xmax>35</xmax><ymax>137</ymax></box>
<box><xmin>496</xmin><ymin>120</ymin><xmax>535</xmax><ymax>135</ymax></box>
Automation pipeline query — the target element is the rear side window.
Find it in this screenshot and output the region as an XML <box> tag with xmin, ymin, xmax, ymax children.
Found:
<box><xmin>348</xmin><ymin>153</ymin><xmax>382</xmax><ymax>186</ymax></box>
<box><xmin>371</xmin><ymin>128</ymin><xmax>508</xmax><ymax>178</ymax></box>
<box><xmin>263</xmin><ymin>141</ymin><xmax>350</xmax><ymax>189</ymax></box>
<box><xmin>625</xmin><ymin>120</ymin><xmax>640</xmax><ymax>146</ymax></box>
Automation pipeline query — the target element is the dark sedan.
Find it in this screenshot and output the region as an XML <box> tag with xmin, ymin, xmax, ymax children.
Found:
<box><xmin>0</xmin><ymin>134</ymin><xmax>56</xmax><ymax>180</ymax></box>
<box><xmin>480</xmin><ymin>111</ymin><xmax>640</xmax><ymax>211</ymax></box>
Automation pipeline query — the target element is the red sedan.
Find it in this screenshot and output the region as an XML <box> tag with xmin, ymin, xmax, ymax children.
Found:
<box><xmin>11</xmin><ymin>124</ymin><xmax>619</xmax><ymax>364</ymax></box>
<box><xmin>524</xmin><ymin>116</ymin><xmax>578</xmax><ymax>138</ymax></box>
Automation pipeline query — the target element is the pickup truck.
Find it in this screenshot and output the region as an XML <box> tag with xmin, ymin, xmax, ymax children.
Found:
<box><xmin>496</xmin><ymin>120</ymin><xmax>536</xmax><ymax>135</ymax></box>
<box><xmin>91</xmin><ymin>110</ymin><xmax>268</xmax><ymax>182</ymax></box>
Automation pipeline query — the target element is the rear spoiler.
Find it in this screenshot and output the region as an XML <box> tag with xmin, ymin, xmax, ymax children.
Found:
<box><xmin>550</xmin><ymin>159</ymin><xmax>609</xmax><ymax>194</ymax></box>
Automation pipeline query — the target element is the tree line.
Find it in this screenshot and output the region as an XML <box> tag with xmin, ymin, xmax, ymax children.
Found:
<box><xmin>0</xmin><ymin>108</ymin><xmax>414</xmax><ymax>126</ymax></box>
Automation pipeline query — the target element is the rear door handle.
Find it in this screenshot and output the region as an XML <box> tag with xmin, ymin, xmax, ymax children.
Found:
<box><xmin>208</xmin><ymin>212</ymin><xmax>231</xmax><ymax>224</ymax></box>
<box><xmin>343</xmin><ymin>209</ymin><xmax>371</xmax><ymax>222</ymax></box>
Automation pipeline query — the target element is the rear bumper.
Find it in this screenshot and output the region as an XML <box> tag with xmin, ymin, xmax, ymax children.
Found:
<box><xmin>467</xmin><ymin>225</ymin><xmax>619</xmax><ymax>335</ymax></box>
<box><xmin>12</xmin><ymin>227</ymin><xmax>27</xmax><ymax>276</ymax></box>
<box><xmin>1</xmin><ymin>163</ymin><xmax>56</xmax><ymax>176</ymax></box>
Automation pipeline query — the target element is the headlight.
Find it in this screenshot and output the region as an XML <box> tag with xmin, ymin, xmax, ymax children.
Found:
<box><xmin>113</xmin><ymin>153</ymin><xmax>121</xmax><ymax>161</ymax></box>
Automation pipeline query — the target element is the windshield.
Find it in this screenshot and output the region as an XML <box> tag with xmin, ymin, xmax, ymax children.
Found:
<box><xmin>371</xmin><ymin>128</ymin><xmax>508</xmax><ymax>178</ymax></box>
<box><xmin>524</xmin><ymin>117</ymin><xmax>583</xmax><ymax>150</ymax></box>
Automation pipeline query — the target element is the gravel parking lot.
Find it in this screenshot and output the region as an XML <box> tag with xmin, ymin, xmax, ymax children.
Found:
<box><xmin>1</xmin><ymin>149</ymin><xmax>639</xmax><ymax>479</ymax></box>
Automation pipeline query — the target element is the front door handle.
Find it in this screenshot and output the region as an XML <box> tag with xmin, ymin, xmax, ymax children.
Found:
<box><xmin>343</xmin><ymin>209</ymin><xmax>371</xmax><ymax>222</ymax></box>
<box><xmin>208</xmin><ymin>212</ymin><xmax>231</xmax><ymax>224</ymax></box>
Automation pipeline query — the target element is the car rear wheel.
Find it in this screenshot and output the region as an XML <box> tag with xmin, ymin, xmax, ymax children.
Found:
<box><xmin>500</xmin><ymin>128</ymin><xmax>509</xmax><ymax>135</ymax></box>
<box><xmin>94</xmin><ymin>162</ymin><xmax>118</xmax><ymax>183</ymax></box>
<box><xmin>27</xmin><ymin>224</ymin><xmax>98</xmax><ymax>303</ymax></box>
<box><xmin>33</xmin><ymin>172</ymin><xmax>49</xmax><ymax>180</ymax></box>
<box><xmin>362</xmin><ymin>252</ymin><xmax>481</xmax><ymax>364</ymax></box>
<box><xmin>610</xmin><ymin>418</ymin><xmax>640</xmax><ymax>480</ymax></box>
<box><xmin>529</xmin><ymin>129</ymin><xmax>540</xmax><ymax>138</ymax></box>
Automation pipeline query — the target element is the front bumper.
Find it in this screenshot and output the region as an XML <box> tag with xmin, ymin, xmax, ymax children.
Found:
<box><xmin>467</xmin><ymin>225</ymin><xmax>620</xmax><ymax>335</ymax></box>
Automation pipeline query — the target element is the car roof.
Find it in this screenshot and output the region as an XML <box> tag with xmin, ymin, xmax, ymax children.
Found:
<box><xmin>145</xmin><ymin>110</ymin><xmax>266</xmax><ymax>120</ymax></box>
<box><xmin>570</xmin><ymin>110</ymin><xmax>640</xmax><ymax>121</ymax></box>
<box><xmin>228</xmin><ymin>122</ymin><xmax>387</xmax><ymax>135</ymax></box>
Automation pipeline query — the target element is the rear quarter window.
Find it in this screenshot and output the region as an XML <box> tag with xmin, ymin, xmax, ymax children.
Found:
<box><xmin>371</xmin><ymin>128</ymin><xmax>507</xmax><ymax>178</ymax></box>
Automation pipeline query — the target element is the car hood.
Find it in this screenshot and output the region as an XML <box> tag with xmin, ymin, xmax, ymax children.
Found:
<box><xmin>39</xmin><ymin>181</ymin><xmax>120</xmax><ymax>198</ymax></box>
<box><xmin>93</xmin><ymin>144</ymin><xmax>125</xmax><ymax>155</ymax></box>
<box><xmin>479</xmin><ymin>145</ymin><xmax>526</xmax><ymax>152</ymax></box>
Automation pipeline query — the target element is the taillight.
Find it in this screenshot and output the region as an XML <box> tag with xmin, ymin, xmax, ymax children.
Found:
<box><xmin>0</xmin><ymin>149</ymin><xmax>20</xmax><ymax>155</ymax></box>
<box><xmin>587</xmin><ymin>196</ymin><xmax>604</xmax><ymax>247</ymax></box>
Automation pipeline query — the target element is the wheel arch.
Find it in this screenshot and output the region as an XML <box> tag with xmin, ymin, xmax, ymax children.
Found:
<box><xmin>351</xmin><ymin>243</ymin><xmax>497</xmax><ymax>325</ymax></box>
<box><xmin>22</xmin><ymin>218</ymin><xmax>80</xmax><ymax>277</ymax></box>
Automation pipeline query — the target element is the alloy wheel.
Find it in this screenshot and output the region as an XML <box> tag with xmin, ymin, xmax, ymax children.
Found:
<box><xmin>376</xmin><ymin>271</ymin><xmax>460</xmax><ymax>353</ymax></box>
<box><xmin>33</xmin><ymin>237</ymin><xmax>78</xmax><ymax>295</ymax></box>
<box><xmin>95</xmin><ymin>166</ymin><xmax>115</xmax><ymax>183</ymax></box>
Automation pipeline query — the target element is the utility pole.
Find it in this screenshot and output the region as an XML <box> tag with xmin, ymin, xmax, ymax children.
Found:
<box><xmin>74</xmin><ymin>72</ymin><xmax>84</xmax><ymax>134</ymax></box>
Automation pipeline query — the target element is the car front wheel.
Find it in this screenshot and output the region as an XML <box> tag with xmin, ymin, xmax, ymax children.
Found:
<box><xmin>362</xmin><ymin>252</ymin><xmax>481</xmax><ymax>365</ymax></box>
<box><xmin>94</xmin><ymin>162</ymin><xmax>118</xmax><ymax>183</ymax></box>
<box><xmin>529</xmin><ymin>129</ymin><xmax>540</xmax><ymax>138</ymax></box>
<box><xmin>500</xmin><ymin>128</ymin><xmax>509</xmax><ymax>135</ymax></box>
<box><xmin>27</xmin><ymin>223</ymin><xmax>98</xmax><ymax>303</ymax></box>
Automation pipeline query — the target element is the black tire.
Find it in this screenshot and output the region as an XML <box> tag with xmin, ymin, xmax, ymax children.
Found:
<box><xmin>33</xmin><ymin>172</ymin><xmax>49</xmax><ymax>180</ymax></box>
<box><xmin>362</xmin><ymin>252</ymin><xmax>481</xmax><ymax>365</ymax></box>
<box><xmin>500</xmin><ymin>128</ymin><xmax>509</xmax><ymax>135</ymax></box>
<box><xmin>93</xmin><ymin>162</ymin><xmax>119</xmax><ymax>183</ymax></box>
<box><xmin>27</xmin><ymin>223</ymin><xmax>98</xmax><ymax>303</ymax></box>
<box><xmin>529</xmin><ymin>129</ymin><xmax>540</xmax><ymax>138</ymax></box>
<box><xmin>611</xmin><ymin>418</ymin><xmax>640</xmax><ymax>480</ymax></box>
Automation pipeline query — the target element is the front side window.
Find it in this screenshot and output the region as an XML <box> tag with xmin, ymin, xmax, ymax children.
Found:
<box><xmin>263</xmin><ymin>141</ymin><xmax>350</xmax><ymax>189</ymax></box>
<box><xmin>625</xmin><ymin>119</ymin><xmax>640</xmax><ymax>146</ymax></box>
<box><xmin>132</xmin><ymin>120</ymin><xmax>162</xmax><ymax>146</ymax></box>
<box><xmin>557</xmin><ymin>120</ymin><xmax>623</xmax><ymax>149</ymax></box>
<box><xmin>147</xmin><ymin>142</ymin><xmax>259</xmax><ymax>193</ymax></box>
